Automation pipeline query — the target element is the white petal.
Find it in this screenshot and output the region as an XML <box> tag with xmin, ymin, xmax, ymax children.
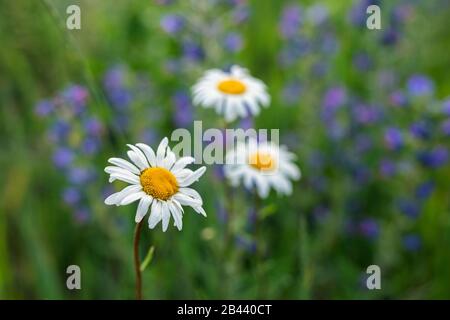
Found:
<box><xmin>174</xmin><ymin>169</ymin><xmax>193</xmax><ymax>180</ymax></box>
<box><xmin>254</xmin><ymin>174</ymin><xmax>270</xmax><ymax>198</ymax></box>
<box><xmin>172</xmin><ymin>199</ymin><xmax>184</xmax><ymax>214</ymax></box>
<box><xmin>136</xmin><ymin>143</ymin><xmax>157</xmax><ymax>167</ymax></box>
<box><xmin>110</xmin><ymin>172</ymin><xmax>140</xmax><ymax>185</ymax></box>
<box><xmin>148</xmin><ymin>200</ymin><xmax>162</xmax><ymax>229</ymax></box>
<box><xmin>193</xmin><ymin>206</ymin><xmax>207</xmax><ymax>217</ymax></box>
<box><xmin>156</xmin><ymin>137</ymin><xmax>169</xmax><ymax>166</ymax></box>
<box><xmin>224</xmin><ymin>101</ymin><xmax>237</xmax><ymax>122</ymax></box>
<box><xmin>162</xmin><ymin>148</ymin><xmax>176</xmax><ymax>170</ymax></box>
<box><xmin>127</xmin><ymin>151</ymin><xmax>147</xmax><ymax>171</ymax></box>
<box><xmin>171</xmin><ymin>156</ymin><xmax>196</xmax><ymax>173</ymax></box>
<box><xmin>173</xmin><ymin>193</ymin><xmax>202</xmax><ymax>207</ymax></box>
<box><xmin>161</xmin><ymin>202</ymin><xmax>170</xmax><ymax>232</ymax></box>
<box><xmin>178</xmin><ymin>166</ymin><xmax>206</xmax><ymax>187</ymax></box>
<box><xmin>104</xmin><ymin>166</ymin><xmax>137</xmax><ymax>177</ymax></box>
<box><xmin>280</xmin><ymin>162</ymin><xmax>301</xmax><ymax>180</ymax></box>
<box><xmin>179</xmin><ymin>187</ymin><xmax>203</xmax><ymax>205</ymax></box>
<box><xmin>104</xmin><ymin>184</ymin><xmax>142</xmax><ymax>206</ymax></box>
<box><xmin>168</xmin><ymin>201</ymin><xmax>183</xmax><ymax>231</ymax></box>
<box><xmin>135</xmin><ymin>195</ymin><xmax>153</xmax><ymax>223</ymax></box>
<box><xmin>120</xmin><ymin>191</ymin><xmax>146</xmax><ymax>205</ymax></box>
<box><xmin>272</xmin><ymin>175</ymin><xmax>293</xmax><ymax>195</ymax></box>
<box><xmin>128</xmin><ymin>144</ymin><xmax>149</xmax><ymax>168</ymax></box>
<box><xmin>108</xmin><ymin>158</ymin><xmax>140</xmax><ymax>175</ymax></box>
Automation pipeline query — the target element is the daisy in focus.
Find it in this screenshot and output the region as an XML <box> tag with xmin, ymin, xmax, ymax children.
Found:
<box><xmin>104</xmin><ymin>138</ymin><xmax>207</xmax><ymax>231</ymax></box>
<box><xmin>224</xmin><ymin>138</ymin><xmax>301</xmax><ymax>198</ymax></box>
<box><xmin>192</xmin><ymin>65</ymin><xmax>270</xmax><ymax>122</ymax></box>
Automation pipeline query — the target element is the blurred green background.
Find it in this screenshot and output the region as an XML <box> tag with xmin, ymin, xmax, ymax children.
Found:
<box><xmin>0</xmin><ymin>0</ymin><xmax>449</xmax><ymax>299</ymax></box>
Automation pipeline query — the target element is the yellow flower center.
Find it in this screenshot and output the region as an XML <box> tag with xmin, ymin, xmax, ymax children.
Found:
<box><xmin>217</xmin><ymin>79</ymin><xmax>246</xmax><ymax>94</ymax></box>
<box><xmin>140</xmin><ymin>167</ymin><xmax>179</xmax><ymax>201</ymax></box>
<box><xmin>248</xmin><ymin>152</ymin><xmax>276</xmax><ymax>171</ymax></box>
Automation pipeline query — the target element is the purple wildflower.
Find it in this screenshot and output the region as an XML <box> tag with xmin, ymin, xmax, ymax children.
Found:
<box><xmin>53</xmin><ymin>147</ymin><xmax>74</xmax><ymax>168</ymax></box>
<box><xmin>280</xmin><ymin>4</ymin><xmax>302</xmax><ymax>38</ymax></box>
<box><xmin>407</xmin><ymin>74</ymin><xmax>435</xmax><ymax>97</ymax></box>
<box><xmin>402</xmin><ymin>234</ymin><xmax>421</xmax><ymax>252</ymax></box>
<box><xmin>384</xmin><ymin>127</ymin><xmax>403</xmax><ymax>150</ymax></box>
<box><xmin>223</xmin><ymin>32</ymin><xmax>243</xmax><ymax>53</ymax></box>
<box><xmin>160</xmin><ymin>14</ymin><xmax>185</xmax><ymax>34</ymax></box>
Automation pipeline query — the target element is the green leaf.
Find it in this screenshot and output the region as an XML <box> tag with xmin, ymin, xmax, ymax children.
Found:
<box><xmin>140</xmin><ymin>246</ymin><xmax>155</xmax><ymax>272</ymax></box>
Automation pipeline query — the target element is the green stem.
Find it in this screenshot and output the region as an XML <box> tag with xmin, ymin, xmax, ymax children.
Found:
<box><xmin>253</xmin><ymin>192</ymin><xmax>265</xmax><ymax>298</ymax></box>
<box><xmin>133</xmin><ymin>220</ymin><xmax>144</xmax><ymax>300</ymax></box>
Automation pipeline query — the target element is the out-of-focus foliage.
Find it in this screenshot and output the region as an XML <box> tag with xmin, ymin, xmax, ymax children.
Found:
<box><xmin>0</xmin><ymin>0</ymin><xmax>449</xmax><ymax>299</ymax></box>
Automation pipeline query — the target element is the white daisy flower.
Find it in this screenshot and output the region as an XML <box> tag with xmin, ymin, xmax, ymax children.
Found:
<box><xmin>224</xmin><ymin>138</ymin><xmax>301</xmax><ymax>198</ymax></box>
<box><xmin>192</xmin><ymin>65</ymin><xmax>270</xmax><ymax>122</ymax></box>
<box><xmin>104</xmin><ymin>137</ymin><xmax>207</xmax><ymax>232</ymax></box>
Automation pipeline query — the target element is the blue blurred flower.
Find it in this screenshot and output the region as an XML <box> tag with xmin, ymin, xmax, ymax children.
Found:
<box><xmin>35</xmin><ymin>100</ymin><xmax>54</xmax><ymax>117</ymax></box>
<box><xmin>410</xmin><ymin>121</ymin><xmax>431</xmax><ymax>140</ymax></box>
<box><xmin>223</xmin><ymin>32</ymin><xmax>243</xmax><ymax>53</ymax></box>
<box><xmin>83</xmin><ymin>117</ymin><xmax>103</xmax><ymax>137</ymax></box>
<box><xmin>389</xmin><ymin>90</ymin><xmax>407</xmax><ymax>107</ymax></box>
<box><xmin>238</xmin><ymin>116</ymin><xmax>254</xmax><ymax>130</ymax></box>
<box><xmin>353</xmin><ymin>52</ymin><xmax>372</xmax><ymax>71</ymax></box>
<box><xmin>379</xmin><ymin>159</ymin><xmax>396</xmax><ymax>178</ymax></box>
<box><xmin>139</xmin><ymin>129</ymin><xmax>158</xmax><ymax>146</ymax></box>
<box><xmin>391</xmin><ymin>4</ymin><xmax>413</xmax><ymax>27</ymax></box>
<box><xmin>415</xmin><ymin>181</ymin><xmax>435</xmax><ymax>201</ymax></box>
<box><xmin>380</xmin><ymin>28</ymin><xmax>399</xmax><ymax>46</ymax></box>
<box><xmin>103</xmin><ymin>67</ymin><xmax>132</xmax><ymax>109</ymax></box>
<box><xmin>306</xmin><ymin>4</ymin><xmax>329</xmax><ymax>26</ymax></box>
<box><xmin>355</xmin><ymin>135</ymin><xmax>373</xmax><ymax>153</ymax></box>
<box><xmin>160</xmin><ymin>14</ymin><xmax>185</xmax><ymax>34</ymax></box>
<box><xmin>402</xmin><ymin>234</ymin><xmax>421</xmax><ymax>252</ymax></box>
<box><xmin>235</xmin><ymin>236</ymin><xmax>256</xmax><ymax>253</ymax></box>
<box><xmin>407</xmin><ymin>74</ymin><xmax>435</xmax><ymax>97</ymax></box>
<box><xmin>62</xmin><ymin>85</ymin><xmax>89</xmax><ymax>114</ymax></box>
<box><xmin>82</xmin><ymin>137</ymin><xmax>101</xmax><ymax>155</ymax></box>
<box><xmin>358</xmin><ymin>218</ymin><xmax>379</xmax><ymax>240</ymax></box>
<box><xmin>282</xmin><ymin>80</ymin><xmax>302</xmax><ymax>105</ymax></box>
<box><xmin>322</xmin><ymin>87</ymin><xmax>346</xmax><ymax>112</ymax></box>
<box><xmin>440</xmin><ymin>119</ymin><xmax>450</xmax><ymax>136</ymax></box>
<box><xmin>53</xmin><ymin>147</ymin><xmax>74</xmax><ymax>168</ymax></box>
<box><xmin>232</xmin><ymin>5</ymin><xmax>250</xmax><ymax>24</ymax></box>
<box><xmin>442</xmin><ymin>98</ymin><xmax>450</xmax><ymax>116</ymax></box>
<box><xmin>353</xmin><ymin>104</ymin><xmax>379</xmax><ymax>125</ymax></box>
<box><xmin>398</xmin><ymin>199</ymin><xmax>420</xmax><ymax>219</ymax></box>
<box><xmin>215</xmin><ymin>201</ymin><xmax>228</xmax><ymax>224</ymax></box>
<box><xmin>319</xmin><ymin>33</ymin><xmax>339</xmax><ymax>55</ymax></box>
<box><xmin>384</xmin><ymin>127</ymin><xmax>403</xmax><ymax>150</ymax></box>
<box><xmin>48</xmin><ymin>120</ymin><xmax>71</xmax><ymax>144</ymax></box>
<box><xmin>68</xmin><ymin>167</ymin><xmax>94</xmax><ymax>185</ymax></box>
<box><xmin>417</xmin><ymin>146</ymin><xmax>449</xmax><ymax>168</ymax></box>
<box><xmin>182</xmin><ymin>41</ymin><xmax>204</xmax><ymax>62</ymax></box>
<box><xmin>280</xmin><ymin>4</ymin><xmax>302</xmax><ymax>39</ymax></box>
<box><xmin>349</xmin><ymin>0</ymin><xmax>380</xmax><ymax>27</ymax></box>
<box><xmin>279</xmin><ymin>37</ymin><xmax>310</xmax><ymax>65</ymax></box>
<box><xmin>63</xmin><ymin>187</ymin><xmax>81</xmax><ymax>206</ymax></box>
<box><xmin>172</xmin><ymin>91</ymin><xmax>193</xmax><ymax>127</ymax></box>
<box><xmin>74</xmin><ymin>207</ymin><xmax>91</xmax><ymax>224</ymax></box>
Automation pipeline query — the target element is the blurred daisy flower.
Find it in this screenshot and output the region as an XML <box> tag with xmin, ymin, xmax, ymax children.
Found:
<box><xmin>104</xmin><ymin>138</ymin><xmax>207</xmax><ymax>231</ymax></box>
<box><xmin>224</xmin><ymin>138</ymin><xmax>300</xmax><ymax>198</ymax></box>
<box><xmin>192</xmin><ymin>65</ymin><xmax>270</xmax><ymax>122</ymax></box>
